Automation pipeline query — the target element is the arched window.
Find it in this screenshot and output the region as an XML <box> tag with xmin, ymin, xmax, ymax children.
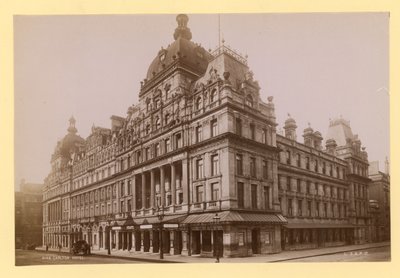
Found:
<box><xmin>210</xmin><ymin>89</ymin><xmax>217</xmax><ymax>103</ymax></box>
<box><xmin>146</xmin><ymin>98</ymin><xmax>151</xmax><ymax>112</ymax></box>
<box><xmin>155</xmin><ymin>117</ymin><xmax>161</xmax><ymax>129</ymax></box>
<box><xmin>165</xmin><ymin>113</ymin><xmax>170</xmax><ymax>125</ymax></box>
<box><xmin>196</xmin><ymin>96</ymin><xmax>202</xmax><ymax>110</ymax></box>
<box><xmin>246</xmin><ymin>94</ymin><xmax>253</xmax><ymax>107</ymax></box>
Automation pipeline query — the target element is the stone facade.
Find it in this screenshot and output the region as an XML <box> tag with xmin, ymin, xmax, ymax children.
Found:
<box><xmin>15</xmin><ymin>181</ymin><xmax>43</xmax><ymax>248</ymax></box>
<box><xmin>368</xmin><ymin>160</ymin><xmax>390</xmax><ymax>242</ymax></box>
<box><xmin>42</xmin><ymin>14</ymin><xmax>382</xmax><ymax>258</ymax></box>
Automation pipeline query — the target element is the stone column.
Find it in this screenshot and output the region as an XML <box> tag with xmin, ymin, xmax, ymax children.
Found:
<box><xmin>132</xmin><ymin>232</ymin><xmax>136</xmax><ymax>251</ymax></box>
<box><xmin>181</xmin><ymin>159</ymin><xmax>188</xmax><ymax>204</ymax></box>
<box><xmin>121</xmin><ymin>231</ymin><xmax>125</xmax><ymax>250</ymax></box>
<box><xmin>160</xmin><ymin>166</ymin><xmax>165</xmax><ymax>207</ymax></box>
<box><xmin>142</xmin><ymin>173</ymin><xmax>146</xmax><ymax>209</ymax></box>
<box><xmin>103</xmin><ymin>230</ymin><xmax>107</xmax><ymax>250</ymax></box>
<box><xmin>132</xmin><ymin>174</ymin><xmax>136</xmax><ymax>212</ymax></box>
<box><xmin>169</xmin><ymin>231</ymin><xmax>175</xmax><ymax>255</ymax></box>
<box><xmin>181</xmin><ymin>230</ymin><xmax>188</xmax><ymax>255</ymax></box>
<box><xmin>149</xmin><ymin>231</ymin><xmax>153</xmax><ymax>253</ymax></box>
<box><xmin>150</xmin><ymin>170</ymin><xmax>155</xmax><ymax>208</ymax></box>
<box><xmin>140</xmin><ymin>231</ymin><xmax>144</xmax><ymax>252</ymax></box>
<box><xmin>115</xmin><ymin>230</ymin><xmax>120</xmax><ymax>250</ymax></box>
<box><xmin>171</xmin><ymin>163</ymin><xmax>176</xmax><ymax>207</ymax></box>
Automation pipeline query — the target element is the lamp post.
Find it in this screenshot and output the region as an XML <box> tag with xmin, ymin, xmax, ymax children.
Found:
<box><xmin>157</xmin><ymin>206</ymin><xmax>165</xmax><ymax>259</ymax></box>
<box><xmin>213</xmin><ymin>213</ymin><xmax>221</xmax><ymax>263</ymax></box>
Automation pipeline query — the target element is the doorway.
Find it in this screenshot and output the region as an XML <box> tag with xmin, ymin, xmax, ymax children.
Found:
<box><xmin>251</xmin><ymin>229</ymin><xmax>260</xmax><ymax>254</ymax></box>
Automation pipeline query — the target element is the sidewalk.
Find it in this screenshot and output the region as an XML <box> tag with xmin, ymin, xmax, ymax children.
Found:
<box><xmin>36</xmin><ymin>241</ymin><xmax>390</xmax><ymax>263</ymax></box>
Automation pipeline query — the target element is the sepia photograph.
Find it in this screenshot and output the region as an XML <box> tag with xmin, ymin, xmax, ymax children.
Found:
<box><xmin>13</xmin><ymin>12</ymin><xmax>390</xmax><ymax>265</ymax></box>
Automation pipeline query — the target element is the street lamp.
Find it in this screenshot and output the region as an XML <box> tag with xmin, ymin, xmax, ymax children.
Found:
<box><xmin>213</xmin><ymin>213</ymin><xmax>221</xmax><ymax>263</ymax></box>
<box><xmin>157</xmin><ymin>206</ymin><xmax>165</xmax><ymax>259</ymax></box>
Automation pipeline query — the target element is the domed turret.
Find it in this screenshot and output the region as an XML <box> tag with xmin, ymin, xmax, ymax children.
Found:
<box><xmin>144</xmin><ymin>14</ymin><xmax>213</xmax><ymax>83</ymax></box>
<box><xmin>284</xmin><ymin>113</ymin><xmax>297</xmax><ymax>140</ymax></box>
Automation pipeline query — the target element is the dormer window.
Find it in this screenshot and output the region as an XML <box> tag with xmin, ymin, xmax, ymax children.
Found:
<box><xmin>246</xmin><ymin>94</ymin><xmax>253</xmax><ymax>107</ymax></box>
<box><xmin>146</xmin><ymin>99</ymin><xmax>151</xmax><ymax>112</ymax></box>
<box><xmin>165</xmin><ymin>113</ymin><xmax>170</xmax><ymax>125</ymax></box>
<box><xmin>154</xmin><ymin>98</ymin><xmax>161</xmax><ymax>109</ymax></box>
<box><xmin>159</xmin><ymin>52</ymin><xmax>166</xmax><ymax>62</ymax></box>
<box><xmin>210</xmin><ymin>89</ymin><xmax>217</xmax><ymax>103</ymax></box>
<box><xmin>155</xmin><ymin>117</ymin><xmax>161</xmax><ymax>129</ymax></box>
<box><xmin>196</xmin><ymin>96</ymin><xmax>202</xmax><ymax>110</ymax></box>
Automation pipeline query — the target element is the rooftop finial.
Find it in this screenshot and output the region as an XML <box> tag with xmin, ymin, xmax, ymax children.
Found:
<box><xmin>173</xmin><ymin>14</ymin><xmax>192</xmax><ymax>41</ymax></box>
<box><xmin>67</xmin><ymin>116</ymin><xmax>77</xmax><ymax>134</ymax></box>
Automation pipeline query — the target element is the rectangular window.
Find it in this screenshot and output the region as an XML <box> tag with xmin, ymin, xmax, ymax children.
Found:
<box><xmin>314</xmin><ymin>160</ymin><xmax>318</xmax><ymax>172</ymax></box>
<box><xmin>237</xmin><ymin>182</ymin><xmax>244</xmax><ymax>208</ymax></box>
<box><xmin>316</xmin><ymin>202</ymin><xmax>320</xmax><ymax>217</ymax></box>
<box><xmin>236</xmin><ymin>154</ymin><xmax>243</xmax><ymax>175</ymax></box>
<box><xmin>287</xmin><ymin>176</ymin><xmax>291</xmax><ymax>191</ymax></box>
<box><xmin>296</xmin><ymin>153</ymin><xmax>301</xmax><ymax>167</ymax></box>
<box><xmin>211</xmin><ymin>154</ymin><xmax>219</xmax><ymax>176</ymax></box>
<box><xmin>251</xmin><ymin>184</ymin><xmax>258</xmax><ymax>209</ymax></box>
<box><xmin>288</xmin><ymin>198</ymin><xmax>293</xmax><ymax>216</ymax></box>
<box><xmin>196</xmin><ymin>185</ymin><xmax>203</xmax><ymax>203</ymax></box>
<box><xmin>127</xmin><ymin>199</ymin><xmax>132</xmax><ymax>212</ymax></box>
<box><xmin>196</xmin><ymin>125</ymin><xmax>202</xmax><ymax>142</ymax></box>
<box><xmin>196</xmin><ymin>159</ymin><xmax>204</xmax><ymax>179</ymax></box>
<box><xmin>307</xmin><ymin>201</ymin><xmax>312</xmax><ymax>217</ymax></box>
<box><xmin>175</xmin><ymin>133</ymin><xmax>182</xmax><ymax>149</ymax></box>
<box><xmin>137</xmin><ymin>151</ymin><xmax>141</xmax><ymax>164</ymax></box>
<box><xmin>165</xmin><ymin>138</ymin><xmax>171</xmax><ymax>153</ymax></box>
<box><xmin>262</xmin><ymin>128</ymin><xmax>268</xmax><ymax>144</ymax></box>
<box><xmin>155</xmin><ymin>143</ymin><xmax>160</xmax><ymax>157</ymax></box>
<box><xmin>262</xmin><ymin>160</ymin><xmax>268</xmax><ymax>179</ymax></box>
<box><xmin>297</xmin><ymin>179</ymin><xmax>301</xmax><ymax>193</ymax></box>
<box><xmin>145</xmin><ymin>147</ymin><xmax>151</xmax><ymax>160</ymax></box>
<box><xmin>178</xmin><ymin>192</ymin><xmax>183</xmax><ymax>204</ymax></box>
<box><xmin>211</xmin><ymin>183</ymin><xmax>219</xmax><ymax>201</ymax></box>
<box><xmin>322</xmin><ymin>162</ymin><xmax>326</xmax><ymax>174</ymax></box>
<box><xmin>167</xmin><ymin>194</ymin><xmax>172</xmax><ymax>206</ymax></box>
<box><xmin>264</xmin><ymin>186</ymin><xmax>270</xmax><ymax>210</ymax></box>
<box><xmin>306</xmin><ymin>181</ymin><xmax>311</xmax><ymax>194</ymax></box>
<box><xmin>210</xmin><ymin>119</ymin><xmax>218</xmax><ymax>137</ymax></box>
<box><xmin>236</xmin><ymin>118</ymin><xmax>242</xmax><ymax>136</ymax></box>
<box><xmin>120</xmin><ymin>200</ymin><xmax>125</xmax><ymax>212</ymax></box>
<box><xmin>324</xmin><ymin>203</ymin><xmax>328</xmax><ymax>217</ymax></box>
<box><xmin>298</xmin><ymin>199</ymin><xmax>302</xmax><ymax>216</ymax></box>
<box><xmin>250</xmin><ymin>123</ymin><xmax>255</xmax><ymax>140</ymax></box>
<box><xmin>286</xmin><ymin>151</ymin><xmax>291</xmax><ymax>164</ymax></box>
<box><xmin>127</xmin><ymin>180</ymin><xmax>131</xmax><ymax>195</ymax></box>
<box><xmin>120</xmin><ymin>181</ymin><xmax>125</xmax><ymax>197</ymax></box>
<box><xmin>250</xmin><ymin>157</ymin><xmax>256</xmax><ymax>177</ymax></box>
<box><xmin>306</xmin><ymin>157</ymin><xmax>310</xmax><ymax>170</ymax></box>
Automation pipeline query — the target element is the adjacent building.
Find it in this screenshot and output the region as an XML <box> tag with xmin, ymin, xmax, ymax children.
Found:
<box><xmin>15</xmin><ymin>181</ymin><xmax>43</xmax><ymax>248</ymax></box>
<box><xmin>42</xmin><ymin>14</ymin><xmax>386</xmax><ymax>257</ymax></box>
<box><xmin>277</xmin><ymin>117</ymin><xmax>372</xmax><ymax>251</ymax></box>
<box><xmin>368</xmin><ymin>160</ymin><xmax>390</xmax><ymax>242</ymax></box>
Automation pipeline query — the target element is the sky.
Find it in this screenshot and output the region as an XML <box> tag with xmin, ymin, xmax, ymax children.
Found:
<box><xmin>14</xmin><ymin>13</ymin><xmax>389</xmax><ymax>188</ymax></box>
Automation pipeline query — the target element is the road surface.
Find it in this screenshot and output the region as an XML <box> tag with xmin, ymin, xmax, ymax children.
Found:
<box><xmin>287</xmin><ymin>246</ymin><xmax>390</xmax><ymax>262</ymax></box>
<box><xmin>15</xmin><ymin>250</ymin><xmax>147</xmax><ymax>266</ymax></box>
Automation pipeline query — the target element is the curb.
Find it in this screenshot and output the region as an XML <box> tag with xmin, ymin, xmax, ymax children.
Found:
<box><xmin>33</xmin><ymin>249</ymin><xmax>180</xmax><ymax>263</ymax></box>
<box><xmin>268</xmin><ymin>243</ymin><xmax>390</xmax><ymax>263</ymax></box>
<box><xmin>33</xmin><ymin>242</ymin><xmax>389</xmax><ymax>263</ymax></box>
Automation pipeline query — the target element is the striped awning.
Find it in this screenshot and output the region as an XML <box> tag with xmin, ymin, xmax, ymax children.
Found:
<box><xmin>134</xmin><ymin>214</ymin><xmax>187</xmax><ymax>225</ymax></box>
<box><xmin>285</xmin><ymin>222</ymin><xmax>355</xmax><ymax>229</ymax></box>
<box><xmin>181</xmin><ymin>211</ymin><xmax>287</xmax><ymax>224</ymax></box>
